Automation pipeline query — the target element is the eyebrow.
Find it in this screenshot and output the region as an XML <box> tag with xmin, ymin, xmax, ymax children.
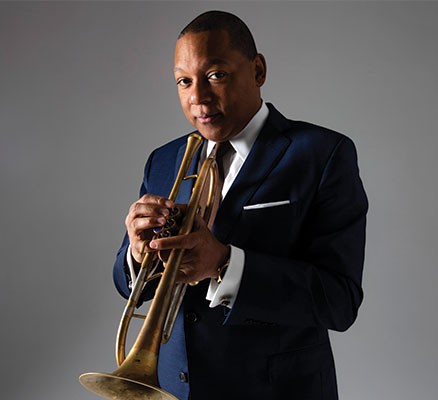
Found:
<box><xmin>174</xmin><ymin>58</ymin><xmax>230</xmax><ymax>73</ymax></box>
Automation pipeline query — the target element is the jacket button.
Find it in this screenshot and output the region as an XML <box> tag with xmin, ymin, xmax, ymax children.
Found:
<box><xmin>185</xmin><ymin>312</ymin><xmax>199</xmax><ymax>323</ymax></box>
<box><xmin>179</xmin><ymin>371</ymin><xmax>189</xmax><ymax>383</ymax></box>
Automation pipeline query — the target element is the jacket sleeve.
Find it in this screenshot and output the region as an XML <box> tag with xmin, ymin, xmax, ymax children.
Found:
<box><xmin>226</xmin><ymin>137</ymin><xmax>368</xmax><ymax>332</ymax></box>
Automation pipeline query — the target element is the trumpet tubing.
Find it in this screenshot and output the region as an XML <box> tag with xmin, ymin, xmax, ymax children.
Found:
<box><xmin>79</xmin><ymin>133</ymin><xmax>219</xmax><ymax>399</ymax></box>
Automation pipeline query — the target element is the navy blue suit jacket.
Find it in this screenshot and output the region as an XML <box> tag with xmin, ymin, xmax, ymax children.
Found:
<box><xmin>113</xmin><ymin>104</ymin><xmax>368</xmax><ymax>399</ymax></box>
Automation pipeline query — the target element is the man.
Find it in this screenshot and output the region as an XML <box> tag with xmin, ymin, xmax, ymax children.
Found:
<box><xmin>113</xmin><ymin>10</ymin><xmax>368</xmax><ymax>400</ymax></box>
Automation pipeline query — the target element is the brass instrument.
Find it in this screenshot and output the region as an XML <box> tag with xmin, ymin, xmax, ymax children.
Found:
<box><xmin>80</xmin><ymin>133</ymin><xmax>219</xmax><ymax>400</ymax></box>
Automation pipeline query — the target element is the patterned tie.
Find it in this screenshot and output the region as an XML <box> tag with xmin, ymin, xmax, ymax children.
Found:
<box><xmin>210</xmin><ymin>140</ymin><xmax>233</xmax><ymax>189</ymax></box>
<box><xmin>204</xmin><ymin>141</ymin><xmax>233</xmax><ymax>227</ymax></box>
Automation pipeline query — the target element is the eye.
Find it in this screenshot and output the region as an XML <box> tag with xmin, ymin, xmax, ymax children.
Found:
<box><xmin>208</xmin><ymin>71</ymin><xmax>227</xmax><ymax>81</ymax></box>
<box><xmin>176</xmin><ymin>77</ymin><xmax>191</xmax><ymax>87</ymax></box>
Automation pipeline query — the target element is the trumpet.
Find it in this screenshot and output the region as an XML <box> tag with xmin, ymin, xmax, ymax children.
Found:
<box><xmin>80</xmin><ymin>133</ymin><xmax>219</xmax><ymax>400</ymax></box>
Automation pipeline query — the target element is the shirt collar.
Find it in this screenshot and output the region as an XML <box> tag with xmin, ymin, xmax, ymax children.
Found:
<box><xmin>206</xmin><ymin>101</ymin><xmax>269</xmax><ymax>161</ymax></box>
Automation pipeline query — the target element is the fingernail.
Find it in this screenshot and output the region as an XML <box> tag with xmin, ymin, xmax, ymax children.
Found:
<box><xmin>149</xmin><ymin>241</ymin><xmax>157</xmax><ymax>249</ymax></box>
<box><xmin>164</xmin><ymin>200</ymin><xmax>173</xmax><ymax>208</ymax></box>
<box><xmin>158</xmin><ymin>217</ymin><xmax>167</xmax><ymax>224</ymax></box>
<box><xmin>160</xmin><ymin>208</ymin><xmax>170</xmax><ymax>216</ymax></box>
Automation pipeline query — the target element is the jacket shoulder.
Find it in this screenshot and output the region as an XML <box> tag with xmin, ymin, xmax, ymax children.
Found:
<box><xmin>267</xmin><ymin>103</ymin><xmax>351</xmax><ymax>146</ymax></box>
<box><xmin>151</xmin><ymin>133</ymin><xmax>193</xmax><ymax>158</ymax></box>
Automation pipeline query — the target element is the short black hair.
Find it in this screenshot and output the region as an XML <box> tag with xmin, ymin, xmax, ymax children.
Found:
<box><xmin>178</xmin><ymin>10</ymin><xmax>258</xmax><ymax>60</ymax></box>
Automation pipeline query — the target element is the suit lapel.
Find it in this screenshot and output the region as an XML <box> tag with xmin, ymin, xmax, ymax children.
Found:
<box><xmin>213</xmin><ymin>106</ymin><xmax>292</xmax><ymax>242</ymax></box>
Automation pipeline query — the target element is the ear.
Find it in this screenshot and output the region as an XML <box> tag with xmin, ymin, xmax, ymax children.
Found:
<box><xmin>254</xmin><ymin>53</ymin><xmax>267</xmax><ymax>87</ymax></box>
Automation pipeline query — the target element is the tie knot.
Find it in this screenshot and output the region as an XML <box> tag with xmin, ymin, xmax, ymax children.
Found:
<box><xmin>211</xmin><ymin>141</ymin><xmax>232</xmax><ymax>160</ymax></box>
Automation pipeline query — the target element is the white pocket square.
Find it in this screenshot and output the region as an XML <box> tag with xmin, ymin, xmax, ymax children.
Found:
<box><xmin>243</xmin><ymin>200</ymin><xmax>290</xmax><ymax>210</ymax></box>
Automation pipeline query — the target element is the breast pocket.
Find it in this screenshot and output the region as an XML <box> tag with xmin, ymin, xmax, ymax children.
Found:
<box><xmin>239</xmin><ymin>200</ymin><xmax>300</xmax><ymax>251</ymax></box>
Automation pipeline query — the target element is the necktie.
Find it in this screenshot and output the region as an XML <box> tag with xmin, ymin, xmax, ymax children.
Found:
<box><xmin>203</xmin><ymin>141</ymin><xmax>233</xmax><ymax>227</ymax></box>
<box><xmin>210</xmin><ymin>140</ymin><xmax>232</xmax><ymax>194</ymax></box>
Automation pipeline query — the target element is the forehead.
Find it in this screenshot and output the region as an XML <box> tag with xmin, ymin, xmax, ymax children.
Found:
<box><xmin>174</xmin><ymin>30</ymin><xmax>244</xmax><ymax>71</ymax></box>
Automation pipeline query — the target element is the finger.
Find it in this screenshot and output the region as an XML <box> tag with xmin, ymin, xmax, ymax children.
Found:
<box><xmin>139</xmin><ymin>194</ymin><xmax>174</xmax><ymax>209</ymax></box>
<box><xmin>128</xmin><ymin>194</ymin><xmax>174</xmax><ymax>221</ymax></box>
<box><xmin>126</xmin><ymin>199</ymin><xmax>174</xmax><ymax>236</ymax></box>
<box><xmin>149</xmin><ymin>234</ymin><xmax>196</xmax><ymax>251</ymax></box>
<box><xmin>128</xmin><ymin>202</ymin><xmax>171</xmax><ymax>220</ymax></box>
<box><xmin>130</xmin><ymin>215</ymin><xmax>168</xmax><ymax>236</ymax></box>
<box><xmin>132</xmin><ymin>236</ymin><xmax>166</xmax><ymax>263</ymax></box>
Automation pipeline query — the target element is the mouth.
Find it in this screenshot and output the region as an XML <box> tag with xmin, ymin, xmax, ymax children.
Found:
<box><xmin>195</xmin><ymin>113</ymin><xmax>222</xmax><ymax>124</ymax></box>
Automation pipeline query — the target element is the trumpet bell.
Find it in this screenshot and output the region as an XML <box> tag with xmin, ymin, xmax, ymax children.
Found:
<box><xmin>79</xmin><ymin>372</ymin><xmax>178</xmax><ymax>400</ymax></box>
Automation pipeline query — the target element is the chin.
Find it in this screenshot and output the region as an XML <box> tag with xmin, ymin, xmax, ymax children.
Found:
<box><xmin>196</xmin><ymin>127</ymin><xmax>226</xmax><ymax>142</ymax></box>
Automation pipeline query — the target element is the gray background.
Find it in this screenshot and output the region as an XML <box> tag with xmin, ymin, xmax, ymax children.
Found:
<box><xmin>1</xmin><ymin>1</ymin><xmax>437</xmax><ymax>399</ymax></box>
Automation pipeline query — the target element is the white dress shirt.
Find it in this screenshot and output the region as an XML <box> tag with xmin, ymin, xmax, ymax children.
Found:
<box><xmin>127</xmin><ymin>102</ymin><xmax>269</xmax><ymax>309</ymax></box>
<box><xmin>205</xmin><ymin>102</ymin><xmax>269</xmax><ymax>308</ymax></box>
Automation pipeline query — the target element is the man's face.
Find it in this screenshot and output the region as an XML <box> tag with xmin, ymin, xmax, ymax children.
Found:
<box><xmin>174</xmin><ymin>30</ymin><xmax>266</xmax><ymax>142</ymax></box>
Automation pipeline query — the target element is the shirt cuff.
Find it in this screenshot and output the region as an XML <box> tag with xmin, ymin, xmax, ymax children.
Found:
<box><xmin>206</xmin><ymin>245</ymin><xmax>245</xmax><ymax>309</ymax></box>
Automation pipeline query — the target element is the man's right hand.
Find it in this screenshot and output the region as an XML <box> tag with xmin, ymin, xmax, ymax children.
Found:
<box><xmin>125</xmin><ymin>194</ymin><xmax>175</xmax><ymax>264</ymax></box>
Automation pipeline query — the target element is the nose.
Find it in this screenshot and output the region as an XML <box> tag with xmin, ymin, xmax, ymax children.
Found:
<box><xmin>189</xmin><ymin>80</ymin><xmax>212</xmax><ymax>105</ymax></box>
